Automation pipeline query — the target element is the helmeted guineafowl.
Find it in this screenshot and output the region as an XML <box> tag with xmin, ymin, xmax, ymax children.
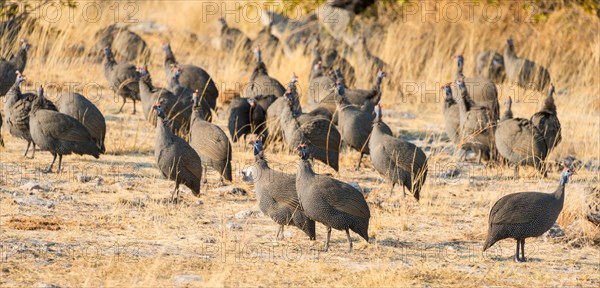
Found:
<box><xmin>0</xmin><ymin>40</ymin><xmax>30</xmax><ymax>97</ymax></box>
<box><xmin>530</xmin><ymin>84</ymin><xmax>562</xmax><ymax>153</ymax></box>
<box><xmin>483</xmin><ymin>167</ymin><xmax>574</xmax><ymax>262</ymax></box>
<box><xmin>4</xmin><ymin>72</ymin><xmax>57</xmax><ymax>158</ymax></box>
<box><xmin>218</xmin><ymin>17</ymin><xmax>252</xmax><ymax>52</ymax></box>
<box><xmin>247</xmin><ymin>98</ymin><xmax>267</xmax><ymax>136</ymax></box>
<box><xmin>495</xmin><ymin>96</ymin><xmax>548</xmax><ymax>178</ymax></box>
<box><xmin>503</xmin><ymin>38</ymin><xmax>551</xmax><ymax>92</ymax></box>
<box><xmin>56</xmin><ymin>92</ymin><xmax>106</xmax><ymax>154</ymax></box>
<box><xmin>335</xmin><ymin>82</ymin><xmax>392</xmax><ymax>170</ymax></box>
<box><xmin>153</xmin><ymin>105</ymin><xmax>203</xmax><ymax>202</ymax></box>
<box><xmin>280</xmin><ymin>89</ymin><xmax>340</xmax><ymax>171</ymax></box>
<box><xmin>230</xmin><ymin>95</ymin><xmax>269</xmax><ymax>141</ymax></box>
<box><xmin>29</xmin><ymin>86</ymin><xmax>100</xmax><ymax>173</ymax></box>
<box><xmin>189</xmin><ymin>91</ymin><xmax>232</xmax><ymax>185</ymax></box>
<box><xmin>241</xmin><ymin>139</ymin><xmax>316</xmax><ymax>240</ymax></box>
<box><xmin>442</xmin><ymin>84</ymin><xmax>460</xmax><ymax>145</ymax></box>
<box><xmin>476</xmin><ymin>50</ymin><xmax>505</xmax><ymax>84</ymax></box>
<box><xmin>102</xmin><ymin>47</ymin><xmax>140</xmax><ymax>114</ymax></box>
<box><xmin>265</xmin><ymin>76</ymin><xmax>301</xmax><ymax>145</ymax></box>
<box><xmin>138</xmin><ymin>66</ymin><xmax>190</xmax><ymax>135</ymax></box>
<box><xmin>94</xmin><ymin>24</ymin><xmax>150</xmax><ymax>63</ymax></box>
<box><xmin>453</xmin><ymin>55</ymin><xmax>500</xmax><ymax>121</ymax></box>
<box><xmin>369</xmin><ymin>104</ymin><xmax>428</xmax><ymax>201</ymax></box>
<box><xmin>252</xmin><ymin>19</ymin><xmax>279</xmax><ymax>63</ymax></box>
<box><xmin>454</xmin><ymin>78</ymin><xmax>496</xmax><ymax>163</ymax></box>
<box><xmin>242</xmin><ymin>45</ymin><xmax>286</xmax><ymax>99</ymax></box>
<box><xmin>295</xmin><ymin>144</ymin><xmax>370</xmax><ymax>252</ymax></box>
<box><xmin>162</xmin><ymin>43</ymin><xmax>219</xmax><ymax>111</ymax></box>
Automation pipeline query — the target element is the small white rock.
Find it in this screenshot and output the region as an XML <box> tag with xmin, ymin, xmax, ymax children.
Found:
<box><xmin>226</xmin><ymin>222</ymin><xmax>242</xmax><ymax>230</ymax></box>
<box><xmin>174</xmin><ymin>274</ymin><xmax>203</xmax><ymax>284</ymax></box>
<box><xmin>20</xmin><ymin>181</ymin><xmax>42</xmax><ymax>191</ymax></box>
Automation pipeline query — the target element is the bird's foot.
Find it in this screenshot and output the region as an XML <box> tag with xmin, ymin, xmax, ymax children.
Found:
<box><xmin>42</xmin><ymin>167</ymin><xmax>53</xmax><ymax>174</ymax></box>
<box><xmin>514</xmin><ymin>256</ymin><xmax>525</xmax><ymax>263</ymax></box>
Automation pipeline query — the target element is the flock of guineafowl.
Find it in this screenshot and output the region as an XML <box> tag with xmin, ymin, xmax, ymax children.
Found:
<box><xmin>0</xmin><ymin>15</ymin><xmax>576</xmax><ymax>262</ymax></box>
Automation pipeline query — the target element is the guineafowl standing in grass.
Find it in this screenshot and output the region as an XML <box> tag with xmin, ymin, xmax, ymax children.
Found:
<box><xmin>336</xmin><ymin>82</ymin><xmax>392</xmax><ymax>170</ymax></box>
<box><xmin>162</xmin><ymin>43</ymin><xmax>219</xmax><ymax>112</ymax></box>
<box><xmin>189</xmin><ymin>91</ymin><xmax>232</xmax><ymax>185</ymax></box>
<box><xmin>495</xmin><ymin>96</ymin><xmax>548</xmax><ymax>178</ymax></box>
<box><xmin>253</xmin><ymin>19</ymin><xmax>279</xmax><ymax>61</ymax></box>
<box><xmin>503</xmin><ymin>38</ymin><xmax>551</xmax><ymax>92</ymax></box>
<box><xmin>102</xmin><ymin>47</ymin><xmax>140</xmax><ymax>114</ymax></box>
<box><xmin>3</xmin><ymin>72</ymin><xmax>57</xmax><ymax>158</ymax></box>
<box><xmin>476</xmin><ymin>50</ymin><xmax>505</xmax><ymax>84</ymax></box>
<box><xmin>442</xmin><ymin>84</ymin><xmax>460</xmax><ymax>146</ymax></box>
<box><xmin>0</xmin><ymin>40</ymin><xmax>30</xmax><ymax>97</ymax></box>
<box><xmin>94</xmin><ymin>24</ymin><xmax>150</xmax><ymax>63</ymax></box>
<box><xmin>530</xmin><ymin>84</ymin><xmax>561</xmax><ymax>153</ymax></box>
<box><xmin>483</xmin><ymin>167</ymin><xmax>574</xmax><ymax>262</ymax></box>
<box><xmin>369</xmin><ymin>104</ymin><xmax>428</xmax><ymax>201</ymax></box>
<box><xmin>242</xmin><ymin>45</ymin><xmax>286</xmax><ymax>99</ymax></box>
<box><xmin>454</xmin><ymin>78</ymin><xmax>496</xmax><ymax>163</ymax></box>
<box><xmin>138</xmin><ymin>67</ymin><xmax>190</xmax><ymax>135</ymax></box>
<box><xmin>280</xmin><ymin>88</ymin><xmax>341</xmax><ymax>171</ymax></box>
<box><xmin>29</xmin><ymin>86</ymin><xmax>100</xmax><ymax>173</ymax></box>
<box><xmin>56</xmin><ymin>92</ymin><xmax>106</xmax><ymax>154</ymax></box>
<box><xmin>241</xmin><ymin>139</ymin><xmax>316</xmax><ymax>240</ymax></box>
<box><xmin>265</xmin><ymin>77</ymin><xmax>301</xmax><ymax>145</ymax></box>
<box><xmin>247</xmin><ymin>98</ymin><xmax>267</xmax><ymax>137</ymax></box>
<box><xmin>295</xmin><ymin>144</ymin><xmax>370</xmax><ymax>252</ymax></box>
<box><xmin>153</xmin><ymin>105</ymin><xmax>202</xmax><ymax>203</ymax></box>
<box><xmin>453</xmin><ymin>55</ymin><xmax>500</xmax><ymax>121</ymax></box>
<box><xmin>228</xmin><ymin>96</ymin><xmax>252</xmax><ymax>143</ymax></box>
<box><xmin>218</xmin><ymin>17</ymin><xmax>252</xmax><ymax>52</ymax></box>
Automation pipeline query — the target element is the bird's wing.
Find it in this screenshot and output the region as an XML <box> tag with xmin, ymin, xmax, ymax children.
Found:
<box><xmin>37</xmin><ymin>110</ymin><xmax>93</xmax><ymax>142</ymax></box>
<box><xmin>193</xmin><ymin>124</ymin><xmax>231</xmax><ymax>162</ymax></box>
<box><xmin>174</xmin><ymin>138</ymin><xmax>203</xmax><ymax>180</ymax></box>
<box><xmin>489</xmin><ymin>192</ymin><xmax>551</xmax><ymax>225</ymax></box>
<box><xmin>320</xmin><ymin>177</ymin><xmax>370</xmax><ymax>218</ymax></box>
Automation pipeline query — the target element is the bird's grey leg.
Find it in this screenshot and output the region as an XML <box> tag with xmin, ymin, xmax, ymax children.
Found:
<box><xmin>171</xmin><ymin>183</ymin><xmax>179</xmax><ymax>204</ymax></box>
<box><xmin>402</xmin><ymin>186</ymin><xmax>406</xmax><ymax>199</ymax></box>
<box><xmin>31</xmin><ymin>143</ymin><xmax>36</xmax><ymax>159</ymax></box>
<box><xmin>278</xmin><ymin>225</ymin><xmax>285</xmax><ymax>240</ymax></box>
<box><xmin>513</xmin><ymin>165</ymin><xmax>519</xmax><ymax>179</ymax></box>
<box><xmin>132</xmin><ymin>99</ymin><xmax>137</xmax><ymax>115</ymax></box>
<box><xmin>355</xmin><ymin>153</ymin><xmax>364</xmax><ymax>171</ymax></box>
<box><xmin>514</xmin><ymin>239</ymin><xmax>520</xmax><ymax>262</ymax></box>
<box><xmin>325</xmin><ymin>226</ymin><xmax>332</xmax><ymax>252</ymax></box>
<box><xmin>477</xmin><ymin>149</ymin><xmax>482</xmax><ymax>164</ymax></box>
<box><xmin>43</xmin><ymin>153</ymin><xmax>57</xmax><ymax>173</ymax></box>
<box><xmin>520</xmin><ymin>239</ymin><xmax>526</xmax><ymax>262</ymax></box>
<box><xmin>57</xmin><ymin>155</ymin><xmax>63</xmax><ymax>173</ymax></box>
<box><xmin>345</xmin><ymin>228</ymin><xmax>353</xmax><ymax>253</ymax></box>
<box><xmin>23</xmin><ymin>141</ymin><xmax>31</xmax><ymax>158</ymax></box>
<box><xmin>389</xmin><ymin>183</ymin><xmax>395</xmax><ymax>196</ymax></box>
<box><xmin>117</xmin><ymin>97</ymin><xmax>127</xmax><ymax>113</ymax></box>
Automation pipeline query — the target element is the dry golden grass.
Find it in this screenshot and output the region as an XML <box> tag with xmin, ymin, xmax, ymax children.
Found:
<box><xmin>0</xmin><ymin>1</ymin><xmax>599</xmax><ymax>287</ymax></box>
